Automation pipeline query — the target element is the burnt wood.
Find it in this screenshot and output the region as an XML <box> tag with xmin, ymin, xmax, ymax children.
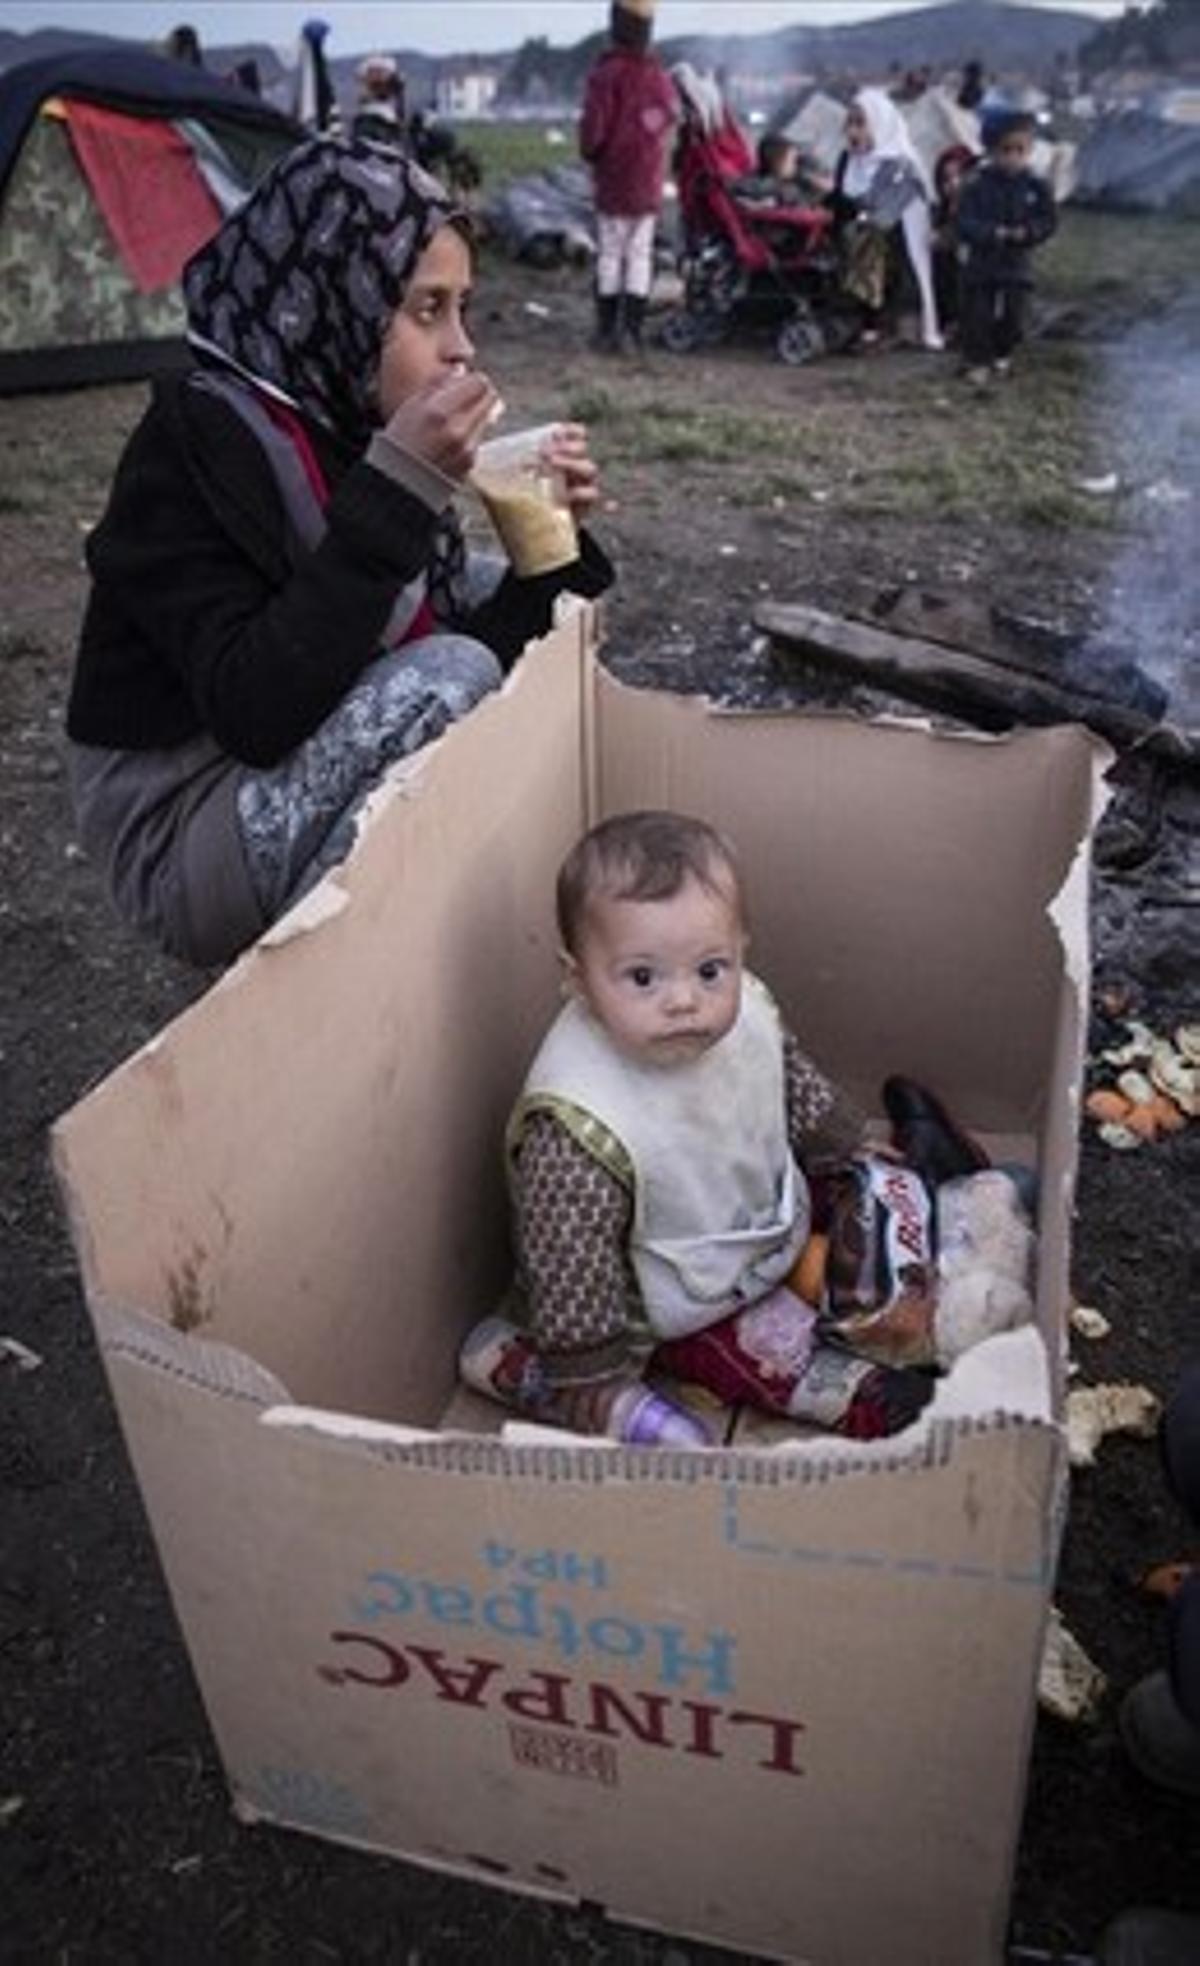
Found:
<box><xmin>755</xmin><ymin>600</ymin><xmax>1196</xmax><ymax>769</ymax></box>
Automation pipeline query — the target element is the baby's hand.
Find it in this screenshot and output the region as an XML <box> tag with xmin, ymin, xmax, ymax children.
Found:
<box><xmin>384</xmin><ymin>369</ymin><xmax>501</xmax><ymax>482</ymax></box>
<box><xmin>542</xmin><ymin>422</ymin><xmax>600</xmax><ymax>522</ymax></box>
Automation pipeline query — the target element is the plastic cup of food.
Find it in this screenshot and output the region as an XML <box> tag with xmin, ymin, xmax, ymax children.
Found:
<box><xmin>470</xmin><ymin>424</ymin><xmax>578</xmax><ymax>577</ymax></box>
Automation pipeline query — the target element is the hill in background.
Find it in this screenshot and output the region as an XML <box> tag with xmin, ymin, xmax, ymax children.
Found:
<box><xmin>664</xmin><ymin>0</ymin><xmax>1096</xmax><ymax>76</ymax></box>
<box><xmin>1</xmin><ymin>2</ymin><xmax>1104</xmax><ymax>105</ymax></box>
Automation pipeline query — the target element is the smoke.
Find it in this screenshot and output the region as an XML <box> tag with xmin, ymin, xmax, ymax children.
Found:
<box><xmin>1082</xmin><ymin>289</ymin><xmax>1200</xmax><ymax>728</ymax></box>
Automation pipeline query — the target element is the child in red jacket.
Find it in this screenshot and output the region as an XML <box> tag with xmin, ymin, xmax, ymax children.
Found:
<box><xmin>579</xmin><ymin>0</ymin><xmax>678</xmax><ymax>353</ymax></box>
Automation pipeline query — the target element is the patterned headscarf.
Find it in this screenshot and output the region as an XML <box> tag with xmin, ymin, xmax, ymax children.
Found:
<box><xmin>183</xmin><ymin>137</ymin><xmax>460</xmax><ymax>450</ymax></box>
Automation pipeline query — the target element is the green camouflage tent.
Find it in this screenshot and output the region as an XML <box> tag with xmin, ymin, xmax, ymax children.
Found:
<box><xmin>0</xmin><ymin>48</ymin><xmax>299</xmax><ymax>391</ymax></box>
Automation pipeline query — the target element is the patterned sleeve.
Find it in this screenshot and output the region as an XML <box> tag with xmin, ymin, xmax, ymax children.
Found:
<box><xmin>782</xmin><ymin>1026</ymin><xmax>867</xmax><ymax>1166</ymax></box>
<box><xmin>510</xmin><ymin>1109</ymin><xmax>640</xmax><ymax>1387</ymax></box>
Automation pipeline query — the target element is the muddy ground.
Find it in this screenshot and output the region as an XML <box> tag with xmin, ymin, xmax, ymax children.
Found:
<box><xmin>2</xmin><ymin>211</ymin><xmax>1198</xmax><ymax>1961</ymax></box>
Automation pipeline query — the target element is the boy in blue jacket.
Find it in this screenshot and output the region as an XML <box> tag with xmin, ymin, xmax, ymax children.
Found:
<box><xmin>956</xmin><ymin>109</ymin><xmax>1056</xmax><ymax>385</ymax></box>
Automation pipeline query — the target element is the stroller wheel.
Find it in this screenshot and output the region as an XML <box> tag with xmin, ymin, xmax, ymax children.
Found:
<box><xmin>659</xmin><ymin>308</ymin><xmax>704</xmax><ymax>354</ymax></box>
<box><xmin>776</xmin><ymin>314</ymin><xmax>825</xmax><ymax>367</ymax></box>
<box><xmin>820</xmin><ymin>308</ymin><xmax>865</xmax><ymax>356</ymax></box>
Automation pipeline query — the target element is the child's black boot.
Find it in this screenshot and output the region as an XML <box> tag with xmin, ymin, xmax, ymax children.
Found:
<box><xmin>622</xmin><ymin>293</ymin><xmax>648</xmax><ymax>353</ymax></box>
<box><xmin>592</xmin><ymin>293</ymin><xmax>621</xmax><ymax>355</ymax></box>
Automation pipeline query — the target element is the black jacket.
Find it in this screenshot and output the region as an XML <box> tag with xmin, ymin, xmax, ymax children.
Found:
<box><xmin>68</xmin><ymin>376</ymin><xmax>613</xmax><ymax>767</ymax></box>
<box><xmin>956</xmin><ymin>163</ymin><xmax>1056</xmax><ymax>287</ymax></box>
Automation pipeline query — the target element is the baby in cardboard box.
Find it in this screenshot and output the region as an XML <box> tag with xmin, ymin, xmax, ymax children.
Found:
<box><xmin>460</xmin><ymin>810</ymin><xmax>955</xmax><ymax>1446</ymax></box>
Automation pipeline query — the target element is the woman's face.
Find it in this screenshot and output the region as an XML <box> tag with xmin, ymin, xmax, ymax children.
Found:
<box><xmin>845</xmin><ymin>105</ymin><xmax>872</xmax><ymax>153</ymax></box>
<box><xmin>376</xmin><ymin>224</ymin><xmax>475</xmax><ymax>421</ymax></box>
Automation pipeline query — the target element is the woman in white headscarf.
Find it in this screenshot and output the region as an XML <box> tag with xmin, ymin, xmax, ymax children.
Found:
<box><xmin>830</xmin><ymin>87</ymin><xmax>942</xmax><ymax>350</ymax></box>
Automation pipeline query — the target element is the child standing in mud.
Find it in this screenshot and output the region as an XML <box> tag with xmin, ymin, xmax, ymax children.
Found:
<box><xmin>956</xmin><ymin>108</ymin><xmax>1056</xmax><ymax>385</ymax></box>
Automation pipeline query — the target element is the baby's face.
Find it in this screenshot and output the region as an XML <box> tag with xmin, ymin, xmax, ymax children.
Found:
<box><xmin>569</xmin><ymin>873</ymin><xmax>745</xmax><ymax>1068</ymax></box>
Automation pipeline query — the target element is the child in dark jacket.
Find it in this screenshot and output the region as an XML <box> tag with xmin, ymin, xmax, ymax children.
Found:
<box><xmin>956</xmin><ymin>109</ymin><xmax>1056</xmax><ymax>383</ymax></box>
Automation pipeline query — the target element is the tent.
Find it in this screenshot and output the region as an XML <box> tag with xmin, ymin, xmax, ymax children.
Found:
<box><xmin>900</xmin><ymin>85</ymin><xmax>981</xmax><ymax>181</ymax></box>
<box><xmin>1073</xmin><ymin>107</ymin><xmax>1200</xmax><ymax>215</ymax></box>
<box><xmin>779</xmin><ymin>90</ymin><xmax>847</xmax><ymax>174</ymax></box>
<box><xmin>0</xmin><ymin>48</ymin><xmax>300</xmax><ymax>392</ymax></box>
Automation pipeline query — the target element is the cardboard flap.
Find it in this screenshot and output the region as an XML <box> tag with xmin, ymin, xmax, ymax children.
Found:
<box><xmin>592</xmin><ymin>671</ymin><xmax>1103</xmax><ymax>1133</ymax></box>
<box><xmin>258</xmin><ymin>1328</ymin><xmax>1055</xmax><ymax>1492</ymax></box>
<box><xmin>52</xmin><ymin>617</ymin><xmax>591</xmax><ymax>1423</ymax></box>
<box><xmin>95</xmin><ymin>1294</ymin><xmax>292</xmax><ymax>1406</ymax></box>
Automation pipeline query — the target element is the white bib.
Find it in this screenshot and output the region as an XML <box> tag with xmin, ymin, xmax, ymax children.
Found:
<box><xmin>516</xmin><ymin>974</ymin><xmax>810</xmax><ymax>1339</ymax></box>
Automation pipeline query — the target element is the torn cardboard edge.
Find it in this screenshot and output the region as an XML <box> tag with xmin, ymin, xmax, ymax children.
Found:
<box><xmin>264</xmin><ymin>1327</ymin><xmax>1054</xmax><ymax>1479</ymax></box>
<box><xmin>259</xmin><ymin>882</ymin><xmax>349</xmax><ymax>948</ymax></box>
<box><xmin>93</xmin><ymin>1295</ymin><xmax>291</xmax><ymax>1407</ymax></box>
<box><xmin>247</xmin><ymin>640</ymin><xmax>565</xmax><ymax>954</ymax></box>
<box><xmin>94</xmin><ymin>1287</ymin><xmax>1054</xmax><ymax>1480</ymax></box>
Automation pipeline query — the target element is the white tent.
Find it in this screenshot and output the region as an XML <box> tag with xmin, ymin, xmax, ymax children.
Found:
<box><xmin>780</xmin><ymin>90</ymin><xmax>847</xmax><ymax>173</ymax></box>
<box><xmin>902</xmin><ymin>86</ymin><xmax>979</xmax><ymax>179</ymax></box>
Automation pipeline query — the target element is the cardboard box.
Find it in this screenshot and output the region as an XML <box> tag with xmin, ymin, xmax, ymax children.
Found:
<box><xmin>53</xmin><ymin>607</ymin><xmax>1102</xmax><ymax>1965</ymax></box>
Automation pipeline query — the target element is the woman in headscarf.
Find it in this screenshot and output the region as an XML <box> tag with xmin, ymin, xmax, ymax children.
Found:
<box><xmin>829</xmin><ymin>87</ymin><xmax>943</xmax><ymax>351</ymax></box>
<box><xmin>66</xmin><ymin>138</ymin><xmax>611</xmax><ymax>968</ymax></box>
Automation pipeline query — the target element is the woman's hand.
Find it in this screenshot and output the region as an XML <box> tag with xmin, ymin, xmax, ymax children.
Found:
<box><xmin>542</xmin><ymin>423</ymin><xmax>601</xmax><ymax>523</ymax></box>
<box><xmin>383</xmin><ymin>369</ymin><xmax>502</xmax><ymax>483</ymax></box>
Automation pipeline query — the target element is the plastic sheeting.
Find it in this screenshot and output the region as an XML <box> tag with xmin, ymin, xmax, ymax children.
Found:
<box><xmin>1074</xmin><ymin>109</ymin><xmax>1200</xmax><ymax>215</ymax></box>
<box><xmin>485</xmin><ymin>162</ymin><xmax>597</xmax><ymax>264</ymax></box>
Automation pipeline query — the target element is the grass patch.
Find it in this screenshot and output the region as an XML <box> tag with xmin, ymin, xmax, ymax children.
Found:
<box><xmin>551</xmin><ymin>235</ymin><xmax>1169</xmax><ymax>548</ymax></box>
<box><xmin>1015</xmin><ymin>485</ymin><xmax>1122</xmax><ymax>531</ymax></box>
<box><xmin>821</xmin><ymin>404</ymin><xmax>1125</xmax><ymax>530</ymax></box>
<box><xmin>455</xmin><ymin>120</ymin><xmax>575</xmax><ymax>190</ymax></box>
<box><xmin>1042</xmin><ymin>208</ymin><xmax>1200</xmax><ymax>310</ymax></box>
<box><xmin>566</xmin><ymin>384</ymin><xmax>617</xmax><ymax>424</ymax></box>
<box><xmin>593</xmin><ymin>400</ymin><xmax>845</xmax><ymax>473</ymax></box>
<box><xmin>727</xmin><ymin>467</ymin><xmax>830</xmax><ymax>507</ymax></box>
<box><xmin>595</xmin><ymin>377</ymin><xmax>1129</xmax><ymax>532</ymax></box>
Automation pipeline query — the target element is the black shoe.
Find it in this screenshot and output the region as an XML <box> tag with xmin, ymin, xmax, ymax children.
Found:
<box><xmin>882</xmin><ymin>1076</ymin><xmax>990</xmax><ymax>1190</ymax></box>
<box><xmin>1120</xmin><ymin>1670</ymin><xmax>1200</xmax><ymax>1797</ymax></box>
<box><xmin>591</xmin><ymin>293</ymin><xmax>621</xmax><ymax>355</ymax></box>
<box><xmin>622</xmin><ymin>293</ymin><xmax>647</xmax><ymax>352</ymax></box>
